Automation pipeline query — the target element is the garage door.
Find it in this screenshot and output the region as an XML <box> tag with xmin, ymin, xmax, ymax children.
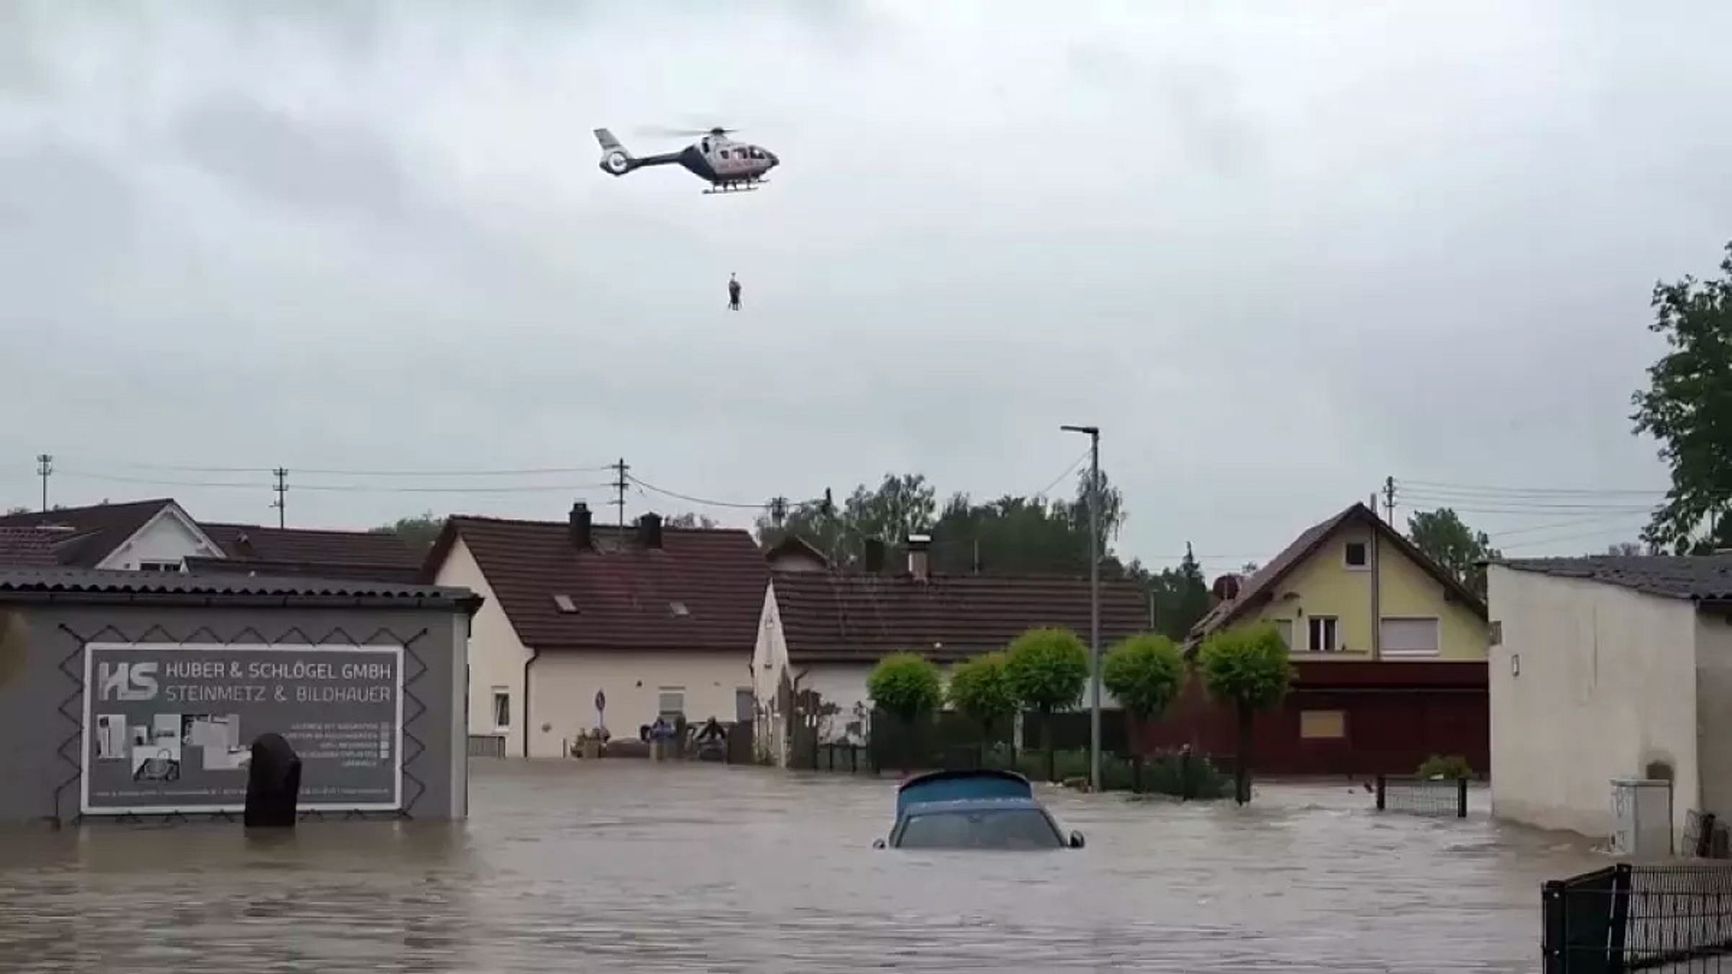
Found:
<box><xmin>1380</xmin><ymin>617</ymin><xmax>1440</xmax><ymax>658</ymax></box>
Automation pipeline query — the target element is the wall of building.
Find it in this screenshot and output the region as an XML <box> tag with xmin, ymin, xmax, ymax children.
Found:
<box><xmin>432</xmin><ymin>536</ymin><xmax>531</xmax><ymax>756</ymax></box>
<box><xmin>1239</xmin><ymin>524</ymin><xmax>1487</xmax><ymax>661</ymax></box>
<box><xmin>527</xmin><ymin>651</ymin><xmax>751</xmax><ymax>759</ymax></box>
<box><xmin>1488</xmin><ymin>566</ymin><xmax>1701</xmax><ymax>842</ymax></box>
<box><xmin>1695</xmin><ymin>610</ymin><xmax>1732</xmax><ymax>826</ymax></box>
<box><xmin>751</xmin><ymin>582</ymin><xmax>790</xmax><ymax>764</ymax></box>
<box><xmin>95</xmin><ymin>508</ymin><xmax>224</xmax><ymax>571</ymax></box>
<box><xmin>0</xmin><ymin>600</ymin><xmax>469</xmax><ymax>823</ymax></box>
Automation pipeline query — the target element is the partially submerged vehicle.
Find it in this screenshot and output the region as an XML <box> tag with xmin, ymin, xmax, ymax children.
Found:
<box><xmin>875</xmin><ymin>769</ymin><xmax>1085</xmax><ymax>850</ymax></box>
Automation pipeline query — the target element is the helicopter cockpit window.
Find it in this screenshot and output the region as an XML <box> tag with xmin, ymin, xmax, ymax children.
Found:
<box><xmin>701</xmin><ymin>139</ymin><xmax>711</xmax><ymax>153</ymax></box>
<box><xmin>749</xmin><ymin>147</ymin><xmax>764</xmax><ymax>159</ymax></box>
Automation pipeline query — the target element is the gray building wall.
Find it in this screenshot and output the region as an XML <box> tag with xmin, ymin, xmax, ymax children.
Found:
<box><xmin>0</xmin><ymin>601</ymin><xmax>470</xmax><ymax>824</ymax></box>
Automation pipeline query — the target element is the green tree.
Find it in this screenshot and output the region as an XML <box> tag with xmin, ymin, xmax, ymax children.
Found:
<box><xmin>1148</xmin><ymin>543</ymin><xmax>1212</xmax><ymax>641</ymax></box>
<box><xmin>946</xmin><ymin>652</ymin><xmax>1017</xmax><ymax>750</ymax></box>
<box><xmin>1003</xmin><ymin>627</ymin><xmax>1090</xmax><ymax>781</ymax></box>
<box><xmin>1102</xmin><ymin>633</ymin><xmax>1186</xmax><ymax>790</ymax></box>
<box><xmin>1407</xmin><ymin>509</ymin><xmax>1500</xmax><ymax>600</ymax></box>
<box><xmin>1632</xmin><ymin>242</ymin><xmax>1732</xmax><ymax>553</ymax></box>
<box><xmin>1197</xmin><ymin>623</ymin><xmax>1293</xmax><ymax>804</ymax></box>
<box><xmin>371</xmin><ymin>512</ymin><xmax>445</xmax><ymax>552</ymax></box>
<box><xmin>867</xmin><ymin>652</ymin><xmax>943</xmax><ymax>770</ymax></box>
<box><xmin>663</xmin><ymin>512</ymin><xmax>718</xmax><ymax>529</ymax></box>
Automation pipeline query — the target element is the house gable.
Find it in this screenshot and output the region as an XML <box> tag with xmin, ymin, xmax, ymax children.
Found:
<box><xmin>1201</xmin><ymin>503</ymin><xmax>1488</xmax><ymax>660</ymax></box>
<box><xmin>93</xmin><ymin>502</ymin><xmax>224</xmax><ymax>571</ymax></box>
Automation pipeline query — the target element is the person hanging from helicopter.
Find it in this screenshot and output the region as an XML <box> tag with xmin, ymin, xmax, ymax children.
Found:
<box><xmin>728</xmin><ymin>272</ymin><xmax>742</xmax><ymax>311</ymax></box>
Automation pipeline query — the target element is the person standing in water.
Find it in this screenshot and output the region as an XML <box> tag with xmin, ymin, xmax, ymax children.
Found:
<box><xmin>728</xmin><ymin>273</ymin><xmax>742</xmax><ymax>311</ymax></box>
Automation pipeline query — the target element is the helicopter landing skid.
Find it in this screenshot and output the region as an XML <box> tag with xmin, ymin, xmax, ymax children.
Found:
<box><xmin>703</xmin><ymin>181</ymin><xmax>765</xmax><ymax>195</ymax></box>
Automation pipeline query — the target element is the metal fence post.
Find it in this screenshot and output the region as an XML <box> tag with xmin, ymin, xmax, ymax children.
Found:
<box><xmin>1456</xmin><ymin>777</ymin><xmax>1468</xmax><ymax>819</ymax></box>
<box><xmin>1376</xmin><ymin>774</ymin><xmax>1387</xmax><ymax>811</ymax></box>
<box><xmin>1541</xmin><ymin>880</ymin><xmax>1565</xmax><ymax>974</ymax></box>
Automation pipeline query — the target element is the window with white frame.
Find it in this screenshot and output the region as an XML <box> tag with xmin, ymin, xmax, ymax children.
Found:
<box><xmin>658</xmin><ymin>687</ymin><xmax>686</xmax><ymax>719</ymax></box>
<box><xmin>491</xmin><ymin>688</ymin><xmax>511</xmax><ymax>730</ymax></box>
<box><xmin>1379</xmin><ymin>617</ymin><xmax>1441</xmax><ymax>658</ymax></box>
<box><xmin>1307</xmin><ymin>616</ymin><xmax>1340</xmax><ymax>652</ymax></box>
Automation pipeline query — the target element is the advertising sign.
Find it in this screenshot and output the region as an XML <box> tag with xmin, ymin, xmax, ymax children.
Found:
<box><xmin>82</xmin><ymin>643</ymin><xmax>403</xmax><ymax>815</ymax></box>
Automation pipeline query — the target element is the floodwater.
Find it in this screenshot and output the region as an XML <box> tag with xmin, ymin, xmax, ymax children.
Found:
<box><xmin>0</xmin><ymin>762</ymin><xmax>1604</xmax><ymax>973</ymax></box>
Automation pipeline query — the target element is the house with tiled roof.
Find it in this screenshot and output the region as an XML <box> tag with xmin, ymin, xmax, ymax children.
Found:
<box><xmin>1141</xmin><ymin>501</ymin><xmax>1491</xmax><ymax>776</ymax></box>
<box><xmin>0</xmin><ymin>499</ymin><xmax>226</xmax><ymax>571</ymax></box>
<box><xmin>190</xmin><ymin>523</ymin><xmax>423</xmax><ymax>582</ymax></box>
<box><xmin>424</xmin><ymin>503</ymin><xmax>769</xmax><ymax>757</ymax></box>
<box><xmin>752</xmin><ymin>537</ymin><xmax>1151</xmax><ymax>767</ymax></box>
<box><xmin>1487</xmin><ymin>556</ymin><xmax>1732</xmax><ymax>848</ymax></box>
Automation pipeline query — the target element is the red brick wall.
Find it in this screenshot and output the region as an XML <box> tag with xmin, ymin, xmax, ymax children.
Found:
<box><xmin>1134</xmin><ymin>661</ymin><xmax>1489</xmax><ymax>777</ymax></box>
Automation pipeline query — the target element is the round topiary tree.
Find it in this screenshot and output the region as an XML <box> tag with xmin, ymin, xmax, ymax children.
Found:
<box><xmin>947</xmin><ymin>651</ymin><xmax>1017</xmax><ymax>764</ymax></box>
<box><xmin>867</xmin><ymin>651</ymin><xmax>943</xmax><ymax>771</ymax></box>
<box><xmin>1003</xmin><ymin>627</ymin><xmax>1089</xmax><ymax>782</ymax></box>
<box><xmin>1101</xmin><ymin>633</ymin><xmax>1186</xmax><ymax>792</ymax></box>
<box><xmin>1197</xmin><ymin>623</ymin><xmax>1293</xmax><ymax>805</ymax></box>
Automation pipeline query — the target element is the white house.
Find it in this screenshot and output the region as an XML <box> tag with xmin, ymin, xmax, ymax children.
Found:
<box><xmin>0</xmin><ymin>498</ymin><xmax>225</xmax><ymax>571</ymax></box>
<box><xmin>1488</xmin><ymin>556</ymin><xmax>1732</xmax><ymax>847</ymax></box>
<box><xmin>427</xmin><ymin>504</ymin><xmax>768</xmax><ymax>757</ymax></box>
<box><xmin>752</xmin><ymin>539</ymin><xmax>1151</xmax><ymax>766</ymax></box>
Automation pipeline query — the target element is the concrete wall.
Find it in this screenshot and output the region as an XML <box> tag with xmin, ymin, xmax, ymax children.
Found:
<box><xmin>1695</xmin><ymin>611</ymin><xmax>1732</xmax><ymax>825</ymax></box>
<box><xmin>1238</xmin><ymin>523</ymin><xmax>1487</xmax><ymax>661</ymax></box>
<box><xmin>0</xmin><ymin>601</ymin><xmax>469</xmax><ymax>823</ymax></box>
<box><xmin>1488</xmin><ymin>566</ymin><xmax>1701</xmax><ymax>841</ymax></box>
<box><xmin>526</xmin><ymin>651</ymin><xmax>751</xmax><ymax>758</ymax></box>
<box><xmin>432</xmin><ymin>537</ymin><xmax>531</xmax><ymax>756</ymax></box>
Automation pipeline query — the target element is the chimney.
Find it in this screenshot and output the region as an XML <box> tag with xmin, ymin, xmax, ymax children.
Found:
<box><xmin>638</xmin><ymin>512</ymin><xmax>664</xmax><ymax>549</ymax></box>
<box><xmin>569</xmin><ymin>502</ymin><xmax>592</xmax><ymax>549</ymax></box>
<box><xmin>863</xmin><ymin>538</ymin><xmax>886</xmax><ymax>575</ymax></box>
<box><xmin>907</xmin><ymin>533</ymin><xmax>931</xmax><ymax>581</ymax></box>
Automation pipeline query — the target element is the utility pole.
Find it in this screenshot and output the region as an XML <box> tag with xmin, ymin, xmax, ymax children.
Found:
<box><xmin>1383</xmin><ymin>476</ymin><xmax>1396</xmax><ymax>524</ymax></box>
<box><xmin>610</xmin><ymin>458</ymin><xmax>629</xmax><ymax>529</ymax></box>
<box><xmin>1061</xmin><ymin>424</ymin><xmax>1102</xmax><ymax>794</ymax></box>
<box><xmin>270</xmin><ymin>468</ymin><xmax>288</xmax><ymax>529</ymax></box>
<box><xmin>35</xmin><ymin>454</ymin><xmax>52</xmax><ymax>512</ymax></box>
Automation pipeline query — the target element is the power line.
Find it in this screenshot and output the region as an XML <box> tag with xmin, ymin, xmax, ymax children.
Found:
<box><xmin>1398</xmin><ymin>478</ymin><xmax>1668</xmax><ymax>498</ymax></box>
<box><xmin>1030</xmin><ymin>450</ymin><xmax>1091</xmax><ymax>499</ymax></box>
<box><xmin>72</xmin><ymin>459</ymin><xmax>616</xmax><ymax>477</ymax></box>
<box><xmin>1485</xmin><ymin>513</ymin><xmax>1652</xmax><ymax>539</ymax></box>
<box><xmin>290</xmin><ymin>482</ymin><xmax>614</xmax><ymax>494</ymax></box>
<box><xmin>627</xmin><ymin>473</ymin><xmax>787</xmax><ymax>511</ymax></box>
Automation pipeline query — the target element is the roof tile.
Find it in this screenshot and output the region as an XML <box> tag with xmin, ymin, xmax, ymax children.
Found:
<box><xmin>773</xmin><ymin>571</ymin><xmax>1149</xmax><ymax>663</ymax></box>
<box><xmin>1497</xmin><ymin>555</ymin><xmax>1732</xmax><ymax>601</ymax></box>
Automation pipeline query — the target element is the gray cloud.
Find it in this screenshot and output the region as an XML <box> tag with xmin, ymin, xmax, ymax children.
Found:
<box><xmin>1</xmin><ymin>3</ymin><xmax>1727</xmax><ymax>568</ymax></box>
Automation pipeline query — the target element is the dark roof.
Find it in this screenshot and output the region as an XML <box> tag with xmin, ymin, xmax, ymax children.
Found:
<box><xmin>772</xmin><ymin>570</ymin><xmax>1149</xmax><ymax>663</ymax></box>
<box><xmin>1496</xmin><ymin>556</ymin><xmax>1732</xmax><ymax>602</ymax></box>
<box><xmin>1193</xmin><ymin>502</ymin><xmax>1487</xmax><ymax>639</ymax></box>
<box><xmin>183</xmin><ymin>556</ymin><xmax>423</xmax><ymax>584</ymax></box>
<box><xmin>0</xmin><ymin>526</ymin><xmax>87</xmax><ymax>567</ymax></box>
<box><xmin>427</xmin><ymin>516</ymin><xmax>769</xmax><ymax>651</ymax></box>
<box><xmin>200</xmin><ymin>523</ymin><xmax>424</xmax><ymax>576</ymax></box>
<box><xmin>0</xmin><ymin>567</ymin><xmax>479</xmax><ymax>609</ymax></box>
<box><xmin>763</xmin><ymin>534</ymin><xmax>830</xmax><ymax>569</ymax></box>
<box><xmin>0</xmin><ymin>499</ymin><xmax>178</xmax><ymax>567</ymax></box>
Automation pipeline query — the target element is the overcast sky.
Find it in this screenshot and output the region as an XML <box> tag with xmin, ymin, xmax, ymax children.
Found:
<box><xmin>3</xmin><ymin>2</ymin><xmax>1728</xmax><ymax>572</ymax></box>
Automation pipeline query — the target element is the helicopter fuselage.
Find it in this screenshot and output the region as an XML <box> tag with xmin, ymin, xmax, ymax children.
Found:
<box><xmin>595</xmin><ymin>128</ymin><xmax>778</xmax><ymax>190</ymax></box>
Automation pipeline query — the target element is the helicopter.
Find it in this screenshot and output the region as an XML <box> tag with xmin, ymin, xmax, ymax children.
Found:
<box><xmin>594</xmin><ymin>127</ymin><xmax>778</xmax><ymax>193</ymax></box>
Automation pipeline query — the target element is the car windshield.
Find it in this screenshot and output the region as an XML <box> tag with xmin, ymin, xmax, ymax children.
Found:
<box><xmin>896</xmin><ymin>807</ymin><xmax>1063</xmax><ymax>849</ymax></box>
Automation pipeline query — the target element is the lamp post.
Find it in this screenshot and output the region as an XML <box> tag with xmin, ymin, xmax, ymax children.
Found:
<box><xmin>1060</xmin><ymin>424</ymin><xmax>1101</xmax><ymax>794</ymax></box>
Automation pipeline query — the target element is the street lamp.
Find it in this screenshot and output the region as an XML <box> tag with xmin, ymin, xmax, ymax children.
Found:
<box><xmin>1060</xmin><ymin>424</ymin><xmax>1101</xmax><ymax>794</ymax></box>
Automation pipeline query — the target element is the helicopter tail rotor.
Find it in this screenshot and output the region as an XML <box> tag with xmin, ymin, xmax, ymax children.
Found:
<box><xmin>594</xmin><ymin>128</ymin><xmax>636</xmax><ymax>176</ymax></box>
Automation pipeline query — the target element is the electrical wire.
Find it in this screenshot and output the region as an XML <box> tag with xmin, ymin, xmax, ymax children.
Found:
<box><xmin>1029</xmin><ymin>450</ymin><xmax>1091</xmax><ymax>499</ymax></box>
<box><xmin>290</xmin><ymin>482</ymin><xmax>616</xmax><ymax>494</ymax></box>
<box><xmin>627</xmin><ymin>474</ymin><xmax>802</xmax><ymax>511</ymax></box>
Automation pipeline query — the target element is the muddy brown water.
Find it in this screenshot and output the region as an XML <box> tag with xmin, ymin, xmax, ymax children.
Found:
<box><xmin>0</xmin><ymin>761</ymin><xmax>1602</xmax><ymax>972</ymax></box>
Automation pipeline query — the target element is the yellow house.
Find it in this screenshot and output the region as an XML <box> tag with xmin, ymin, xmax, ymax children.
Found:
<box><xmin>1194</xmin><ymin>502</ymin><xmax>1488</xmax><ymax>661</ymax></box>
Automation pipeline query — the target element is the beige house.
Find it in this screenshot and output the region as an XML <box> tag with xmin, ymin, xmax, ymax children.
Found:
<box><xmin>1488</xmin><ymin>556</ymin><xmax>1732</xmax><ymax>846</ymax></box>
<box><xmin>426</xmin><ymin>504</ymin><xmax>768</xmax><ymax>758</ymax></box>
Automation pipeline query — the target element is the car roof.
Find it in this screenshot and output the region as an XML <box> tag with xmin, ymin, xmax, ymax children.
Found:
<box><xmin>900</xmin><ymin>797</ymin><xmax>1045</xmax><ymax>816</ymax></box>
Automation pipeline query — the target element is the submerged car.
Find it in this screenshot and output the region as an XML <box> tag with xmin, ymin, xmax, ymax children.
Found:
<box><xmin>875</xmin><ymin>769</ymin><xmax>1085</xmax><ymax>850</ymax></box>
